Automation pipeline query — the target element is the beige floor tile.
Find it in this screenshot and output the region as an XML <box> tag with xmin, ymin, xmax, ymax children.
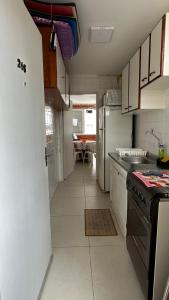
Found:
<box><xmin>89</xmin><ymin>235</ymin><xmax>125</xmax><ymax>247</ymax></box>
<box><xmin>54</xmin><ymin>187</ymin><xmax>85</xmax><ymax>197</ymax></box>
<box><xmin>85</xmin><ymin>185</ymin><xmax>105</xmax><ymax>197</ymax></box>
<box><xmin>41</xmin><ymin>162</ymin><xmax>144</xmax><ymax>300</ymax></box>
<box><xmin>51</xmin><ymin>196</ymin><xmax>85</xmax><ymax>216</ymax></box>
<box><xmin>85</xmin><ymin>196</ymin><xmax>111</xmax><ymax>209</ymax></box>
<box><xmin>84</xmin><ymin>179</ymin><xmax>97</xmax><ymax>185</ymax></box>
<box><xmin>65</xmin><ymin>173</ymin><xmax>84</xmax><ymax>181</ymax></box>
<box><xmin>90</xmin><ymin>246</ymin><xmax>145</xmax><ymax>300</ymax></box>
<box><xmin>41</xmin><ymin>247</ymin><xmax>93</xmax><ymax>300</ymax></box>
<box><xmin>58</xmin><ymin>182</ymin><xmax>84</xmax><ymax>188</ymax></box>
<box><xmin>51</xmin><ymin>216</ymin><xmax>89</xmax><ymax>247</ymax></box>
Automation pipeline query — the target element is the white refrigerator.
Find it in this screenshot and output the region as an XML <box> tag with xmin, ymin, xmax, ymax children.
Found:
<box><xmin>98</xmin><ymin>106</ymin><xmax>132</xmax><ymax>192</ymax></box>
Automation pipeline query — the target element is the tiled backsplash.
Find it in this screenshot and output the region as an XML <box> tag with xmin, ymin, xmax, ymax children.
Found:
<box><xmin>135</xmin><ymin>90</ymin><xmax>169</xmax><ymax>155</ymax></box>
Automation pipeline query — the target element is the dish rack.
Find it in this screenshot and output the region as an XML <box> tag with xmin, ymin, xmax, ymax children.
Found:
<box><xmin>116</xmin><ymin>148</ymin><xmax>147</xmax><ymax>157</ymax></box>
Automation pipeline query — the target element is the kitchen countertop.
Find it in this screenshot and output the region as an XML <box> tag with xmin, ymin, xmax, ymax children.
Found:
<box><xmin>108</xmin><ymin>152</ymin><xmax>158</xmax><ymax>172</ymax></box>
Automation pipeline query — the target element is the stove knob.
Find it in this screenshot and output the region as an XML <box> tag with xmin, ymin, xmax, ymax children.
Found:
<box><xmin>141</xmin><ymin>195</ymin><xmax>144</xmax><ymax>201</ymax></box>
<box><xmin>139</xmin><ymin>193</ymin><xmax>144</xmax><ymax>202</ymax></box>
<box><xmin>141</xmin><ymin>196</ymin><xmax>146</xmax><ymax>204</ymax></box>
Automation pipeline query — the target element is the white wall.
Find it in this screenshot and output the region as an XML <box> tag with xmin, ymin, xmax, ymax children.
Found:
<box><xmin>70</xmin><ymin>75</ymin><xmax>121</xmax><ymax>101</ymax></box>
<box><xmin>0</xmin><ymin>1</ymin><xmax>51</xmax><ymax>299</ymax></box>
<box><xmin>63</xmin><ymin>104</ymin><xmax>74</xmax><ymax>179</ymax></box>
<box><xmin>135</xmin><ymin>89</ymin><xmax>169</xmax><ymax>155</ymax></box>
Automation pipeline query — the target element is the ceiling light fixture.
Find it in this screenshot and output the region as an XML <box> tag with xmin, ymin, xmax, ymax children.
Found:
<box><xmin>90</xmin><ymin>26</ymin><xmax>114</xmax><ymax>43</ymax></box>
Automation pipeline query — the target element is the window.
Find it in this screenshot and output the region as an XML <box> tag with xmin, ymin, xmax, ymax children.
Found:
<box><xmin>45</xmin><ymin>106</ymin><xmax>54</xmax><ymax>135</ymax></box>
<box><xmin>84</xmin><ymin>109</ymin><xmax>96</xmax><ymax>134</ymax></box>
<box><xmin>72</xmin><ymin>109</ymin><xmax>96</xmax><ymax>134</ymax></box>
<box><xmin>72</xmin><ymin>110</ymin><xmax>83</xmax><ymax>133</ymax></box>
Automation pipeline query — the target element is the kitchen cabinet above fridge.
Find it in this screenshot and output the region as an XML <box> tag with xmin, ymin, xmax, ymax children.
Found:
<box><xmin>122</xmin><ymin>13</ymin><xmax>169</xmax><ymax>114</ymax></box>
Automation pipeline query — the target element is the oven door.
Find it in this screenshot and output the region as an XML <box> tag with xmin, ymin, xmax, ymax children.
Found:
<box><xmin>127</xmin><ymin>190</ymin><xmax>152</xmax><ymax>270</ymax></box>
<box><xmin>127</xmin><ymin>191</ymin><xmax>152</xmax><ymax>298</ymax></box>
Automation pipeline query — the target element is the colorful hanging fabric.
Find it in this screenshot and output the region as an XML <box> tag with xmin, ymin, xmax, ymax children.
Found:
<box><xmin>24</xmin><ymin>0</ymin><xmax>78</xmax><ymax>18</ymax></box>
<box><xmin>24</xmin><ymin>0</ymin><xmax>81</xmax><ymax>59</ymax></box>
<box><xmin>53</xmin><ymin>21</ymin><xmax>74</xmax><ymax>59</ymax></box>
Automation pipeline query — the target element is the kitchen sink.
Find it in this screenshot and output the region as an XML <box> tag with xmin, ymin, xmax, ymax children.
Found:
<box><xmin>122</xmin><ymin>156</ymin><xmax>155</xmax><ymax>165</ymax></box>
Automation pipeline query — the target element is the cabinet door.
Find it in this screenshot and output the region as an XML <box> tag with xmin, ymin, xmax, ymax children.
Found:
<box><xmin>117</xmin><ymin>171</ymin><xmax>127</xmax><ymax>236</ymax></box>
<box><xmin>109</xmin><ymin>163</ymin><xmax>113</xmax><ymax>202</ymax></box>
<box><xmin>149</xmin><ymin>19</ymin><xmax>162</xmax><ymax>82</ymax></box>
<box><xmin>129</xmin><ymin>49</ymin><xmax>140</xmax><ymax>111</ymax></box>
<box><xmin>110</xmin><ymin>163</ymin><xmax>118</xmax><ymax>213</ymax></box>
<box><xmin>140</xmin><ymin>36</ymin><xmax>150</xmax><ymax>87</ymax></box>
<box><xmin>122</xmin><ymin>64</ymin><xmax>129</xmax><ymax>114</ymax></box>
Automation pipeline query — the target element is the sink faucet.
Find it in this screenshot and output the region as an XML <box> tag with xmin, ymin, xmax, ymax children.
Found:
<box><xmin>145</xmin><ymin>128</ymin><xmax>161</xmax><ymax>145</ymax></box>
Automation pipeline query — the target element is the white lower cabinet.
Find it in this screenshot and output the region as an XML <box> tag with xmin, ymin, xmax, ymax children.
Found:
<box><xmin>110</xmin><ymin>158</ymin><xmax>128</xmax><ymax>237</ymax></box>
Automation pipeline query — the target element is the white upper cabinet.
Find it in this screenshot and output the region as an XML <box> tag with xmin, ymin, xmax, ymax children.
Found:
<box><xmin>129</xmin><ymin>49</ymin><xmax>140</xmax><ymax>111</ymax></box>
<box><xmin>149</xmin><ymin>19</ymin><xmax>163</xmax><ymax>82</ymax></box>
<box><xmin>122</xmin><ymin>63</ymin><xmax>129</xmax><ymax>114</ymax></box>
<box><xmin>122</xmin><ymin>13</ymin><xmax>169</xmax><ymax>114</ymax></box>
<box><xmin>140</xmin><ymin>36</ymin><xmax>150</xmax><ymax>87</ymax></box>
<box><xmin>163</xmin><ymin>14</ymin><xmax>169</xmax><ymax>76</ymax></box>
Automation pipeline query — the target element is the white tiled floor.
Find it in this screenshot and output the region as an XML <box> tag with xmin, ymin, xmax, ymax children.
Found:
<box><xmin>41</xmin><ymin>162</ymin><xmax>145</xmax><ymax>300</ymax></box>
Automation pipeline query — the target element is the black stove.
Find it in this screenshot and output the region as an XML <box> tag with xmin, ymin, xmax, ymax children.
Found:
<box><xmin>126</xmin><ymin>170</ymin><xmax>169</xmax><ymax>300</ymax></box>
<box><xmin>127</xmin><ymin>170</ymin><xmax>169</xmax><ymax>220</ymax></box>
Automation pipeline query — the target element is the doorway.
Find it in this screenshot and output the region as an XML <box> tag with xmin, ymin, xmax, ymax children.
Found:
<box><xmin>45</xmin><ymin>106</ymin><xmax>64</xmax><ymax>201</ymax></box>
<box><xmin>70</xmin><ymin>94</ymin><xmax>97</xmax><ymax>167</ymax></box>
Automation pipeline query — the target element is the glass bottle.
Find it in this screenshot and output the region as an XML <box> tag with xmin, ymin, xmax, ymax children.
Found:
<box><xmin>159</xmin><ymin>144</ymin><xmax>165</xmax><ymax>159</ymax></box>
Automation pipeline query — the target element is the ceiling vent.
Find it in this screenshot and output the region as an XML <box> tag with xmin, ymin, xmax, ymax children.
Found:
<box><xmin>90</xmin><ymin>26</ymin><xmax>114</xmax><ymax>43</ymax></box>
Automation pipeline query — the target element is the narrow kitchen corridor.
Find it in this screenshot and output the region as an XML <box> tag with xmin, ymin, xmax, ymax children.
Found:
<box><xmin>41</xmin><ymin>161</ymin><xmax>144</xmax><ymax>300</ymax></box>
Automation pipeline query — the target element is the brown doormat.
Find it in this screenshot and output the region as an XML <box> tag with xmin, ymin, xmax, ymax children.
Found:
<box><xmin>85</xmin><ymin>209</ymin><xmax>118</xmax><ymax>236</ymax></box>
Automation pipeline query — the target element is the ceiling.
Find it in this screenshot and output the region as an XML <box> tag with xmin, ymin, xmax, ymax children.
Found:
<box><xmin>39</xmin><ymin>0</ymin><xmax>169</xmax><ymax>75</ymax></box>
<box><xmin>70</xmin><ymin>94</ymin><xmax>96</xmax><ymax>104</ymax></box>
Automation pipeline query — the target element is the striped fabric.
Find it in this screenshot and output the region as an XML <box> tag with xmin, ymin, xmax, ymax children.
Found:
<box><xmin>24</xmin><ymin>0</ymin><xmax>80</xmax><ymax>59</ymax></box>
<box><xmin>24</xmin><ymin>0</ymin><xmax>77</xmax><ymax>18</ymax></box>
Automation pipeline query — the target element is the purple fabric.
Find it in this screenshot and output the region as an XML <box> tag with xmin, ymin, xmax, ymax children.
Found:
<box><xmin>33</xmin><ymin>16</ymin><xmax>52</xmax><ymax>25</ymax></box>
<box><xmin>33</xmin><ymin>14</ymin><xmax>79</xmax><ymax>53</ymax></box>
<box><xmin>53</xmin><ymin>21</ymin><xmax>74</xmax><ymax>60</ymax></box>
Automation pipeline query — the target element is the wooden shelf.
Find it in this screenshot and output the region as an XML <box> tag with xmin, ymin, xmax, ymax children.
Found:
<box><xmin>38</xmin><ymin>26</ymin><xmax>57</xmax><ymax>89</ymax></box>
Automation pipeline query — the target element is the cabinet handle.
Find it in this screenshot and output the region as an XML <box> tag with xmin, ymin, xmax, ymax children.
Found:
<box><xmin>149</xmin><ymin>71</ymin><xmax>156</xmax><ymax>76</ymax></box>
<box><xmin>124</xmin><ymin>107</ymin><xmax>129</xmax><ymax>110</ymax></box>
<box><xmin>141</xmin><ymin>77</ymin><xmax>148</xmax><ymax>82</ymax></box>
<box><xmin>128</xmin><ymin>105</ymin><xmax>132</xmax><ymax>109</ymax></box>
